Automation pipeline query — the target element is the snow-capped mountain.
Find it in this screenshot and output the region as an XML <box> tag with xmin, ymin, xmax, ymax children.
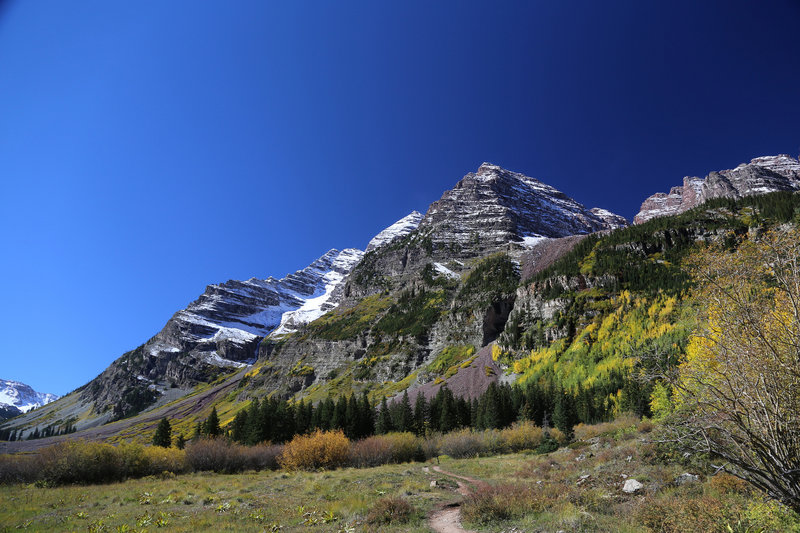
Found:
<box><xmin>365</xmin><ymin>211</ymin><xmax>423</xmax><ymax>252</ymax></box>
<box><xmin>420</xmin><ymin>163</ymin><xmax>627</xmax><ymax>251</ymax></box>
<box><xmin>634</xmin><ymin>154</ymin><xmax>800</xmax><ymax>224</ymax></box>
<box><xmin>0</xmin><ymin>379</ymin><xmax>58</xmax><ymax>415</ymax></box>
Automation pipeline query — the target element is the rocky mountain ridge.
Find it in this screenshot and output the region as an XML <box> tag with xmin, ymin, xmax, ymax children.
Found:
<box><xmin>634</xmin><ymin>154</ymin><xmax>800</xmax><ymax>223</ymax></box>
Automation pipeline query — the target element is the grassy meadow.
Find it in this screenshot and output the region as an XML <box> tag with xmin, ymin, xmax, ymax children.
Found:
<box><xmin>3</xmin><ymin>417</ymin><xmax>800</xmax><ymax>532</ymax></box>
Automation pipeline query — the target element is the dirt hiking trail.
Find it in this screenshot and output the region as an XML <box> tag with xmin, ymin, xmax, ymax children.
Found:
<box><xmin>427</xmin><ymin>465</ymin><xmax>487</xmax><ymax>533</ymax></box>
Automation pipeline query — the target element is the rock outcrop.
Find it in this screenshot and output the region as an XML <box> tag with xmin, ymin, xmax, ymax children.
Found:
<box><xmin>634</xmin><ymin>155</ymin><xmax>800</xmax><ymax>224</ymax></box>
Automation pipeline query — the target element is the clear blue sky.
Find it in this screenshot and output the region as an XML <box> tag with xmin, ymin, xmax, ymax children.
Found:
<box><xmin>1</xmin><ymin>1</ymin><xmax>799</xmax><ymax>395</ymax></box>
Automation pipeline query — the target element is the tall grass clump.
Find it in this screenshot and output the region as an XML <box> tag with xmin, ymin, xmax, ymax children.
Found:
<box><xmin>462</xmin><ymin>483</ymin><xmax>552</xmax><ymax>524</ymax></box>
<box><xmin>278</xmin><ymin>429</ymin><xmax>350</xmax><ymax>471</ymax></box>
<box><xmin>366</xmin><ymin>496</ymin><xmax>417</xmax><ymax>525</ymax></box>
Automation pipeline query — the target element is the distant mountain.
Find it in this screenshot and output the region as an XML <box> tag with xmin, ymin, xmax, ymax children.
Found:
<box><xmin>0</xmin><ymin>379</ymin><xmax>58</xmax><ymax>420</ymax></box>
<box><xmin>634</xmin><ymin>154</ymin><xmax>800</xmax><ymax>223</ymax></box>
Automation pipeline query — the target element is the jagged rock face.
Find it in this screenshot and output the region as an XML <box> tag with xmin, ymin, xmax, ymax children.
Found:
<box><xmin>81</xmin><ymin>248</ymin><xmax>365</xmax><ymax>416</ymax></box>
<box><xmin>365</xmin><ymin>211</ymin><xmax>423</xmax><ymax>252</ymax></box>
<box><xmin>149</xmin><ymin>248</ymin><xmax>365</xmax><ymax>369</ymax></box>
<box><xmin>634</xmin><ymin>154</ymin><xmax>800</xmax><ymax>224</ymax></box>
<box><xmin>420</xmin><ymin>163</ymin><xmax>627</xmax><ymax>252</ymax></box>
<box><xmin>0</xmin><ymin>379</ymin><xmax>58</xmax><ymax>414</ymax></box>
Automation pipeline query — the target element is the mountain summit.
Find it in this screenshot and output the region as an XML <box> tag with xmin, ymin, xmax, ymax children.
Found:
<box><xmin>420</xmin><ymin>163</ymin><xmax>627</xmax><ymax>252</ymax></box>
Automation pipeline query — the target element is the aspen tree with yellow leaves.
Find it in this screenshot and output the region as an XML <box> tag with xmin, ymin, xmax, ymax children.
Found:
<box><xmin>672</xmin><ymin>226</ymin><xmax>800</xmax><ymax>512</ymax></box>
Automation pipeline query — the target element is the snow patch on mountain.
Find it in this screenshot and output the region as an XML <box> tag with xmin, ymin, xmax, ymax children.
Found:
<box><xmin>366</xmin><ymin>211</ymin><xmax>423</xmax><ymax>252</ymax></box>
<box><xmin>433</xmin><ymin>262</ymin><xmax>460</xmax><ymax>279</ymax></box>
<box><xmin>0</xmin><ymin>379</ymin><xmax>59</xmax><ymax>413</ymax></box>
<box><xmin>272</xmin><ymin>248</ymin><xmax>365</xmax><ymax>336</ymax></box>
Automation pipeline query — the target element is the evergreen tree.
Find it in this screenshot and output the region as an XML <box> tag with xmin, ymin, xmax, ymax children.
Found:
<box><xmin>204</xmin><ymin>407</ymin><xmax>221</xmax><ymax>437</ymax></box>
<box><xmin>394</xmin><ymin>391</ymin><xmax>414</xmax><ymax>433</ymax></box>
<box><xmin>437</xmin><ymin>387</ymin><xmax>457</xmax><ymax>433</ymax></box>
<box><xmin>480</xmin><ymin>383</ymin><xmax>501</xmax><ymax>429</ymax></box>
<box><xmin>376</xmin><ymin>397</ymin><xmax>393</xmax><ymax>434</ymax></box>
<box><xmin>413</xmin><ymin>392</ymin><xmax>428</xmax><ymax>436</ymax></box>
<box><xmin>345</xmin><ymin>395</ymin><xmax>359</xmax><ymax>439</ymax></box>
<box><xmin>175</xmin><ymin>434</ymin><xmax>186</xmax><ymax>449</ymax></box>
<box><xmin>553</xmin><ymin>389</ymin><xmax>577</xmax><ymax>441</ymax></box>
<box><xmin>230</xmin><ymin>410</ymin><xmax>249</xmax><ymax>443</ymax></box>
<box><xmin>332</xmin><ymin>396</ymin><xmax>348</xmax><ymax>430</ymax></box>
<box><xmin>358</xmin><ymin>391</ymin><xmax>374</xmax><ymax>437</ymax></box>
<box><xmin>153</xmin><ymin>417</ymin><xmax>172</xmax><ymax>447</ymax></box>
<box><xmin>295</xmin><ymin>399</ymin><xmax>310</xmax><ymax>435</ymax></box>
<box><xmin>244</xmin><ymin>397</ymin><xmax>262</xmax><ymax>445</ymax></box>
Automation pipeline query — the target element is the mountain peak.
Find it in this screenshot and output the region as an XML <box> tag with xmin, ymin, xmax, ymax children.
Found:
<box><xmin>421</xmin><ymin>164</ymin><xmax>627</xmax><ymax>252</ymax></box>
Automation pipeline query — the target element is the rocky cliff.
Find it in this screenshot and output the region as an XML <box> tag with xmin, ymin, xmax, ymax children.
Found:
<box><xmin>634</xmin><ymin>155</ymin><xmax>800</xmax><ymax>223</ymax></box>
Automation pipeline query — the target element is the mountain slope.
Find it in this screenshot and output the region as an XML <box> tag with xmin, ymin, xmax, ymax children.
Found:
<box><xmin>634</xmin><ymin>154</ymin><xmax>800</xmax><ymax>223</ymax></box>
<box><xmin>1</xmin><ymin>162</ymin><xmax>628</xmax><ymax>443</ymax></box>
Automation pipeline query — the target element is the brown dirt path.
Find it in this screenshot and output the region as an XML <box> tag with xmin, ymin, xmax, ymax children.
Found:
<box><xmin>428</xmin><ymin>465</ymin><xmax>487</xmax><ymax>533</ymax></box>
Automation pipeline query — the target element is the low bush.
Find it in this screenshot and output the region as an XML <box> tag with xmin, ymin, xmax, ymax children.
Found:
<box><xmin>461</xmin><ymin>483</ymin><xmax>550</xmax><ymax>524</ymax></box>
<box><xmin>186</xmin><ymin>439</ymin><xmax>281</xmax><ymax>473</ymax></box>
<box><xmin>708</xmin><ymin>472</ymin><xmax>749</xmax><ymax>495</ymax></box>
<box><xmin>278</xmin><ymin>429</ymin><xmax>350</xmax><ymax>471</ymax></box>
<box><xmin>573</xmin><ymin>413</ymin><xmax>640</xmax><ymax>441</ymax></box>
<box><xmin>0</xmin><ymin>453</ymin><xmax>38</xmax><ymax>484</ymax></box>
<box><xmin>349</xmin><ymin>433</ymin><xmax>423</xmax><ymax>467</ymax></box>
<box><xmin>350</xmin><ymin>435</ymin><xmax>394</xmax><ymax>468</ymax></box>
<box><xmin>378</xmin><ymin>432</ymin><xmax>425</xmax><ymax>463</ymax></box>
<box><xmin>438</xmin><ymin>429</ymin><xmax>488</xmax><ymax>458</ymax></box>
<box><xmin>366</xmin><ymin>496</ymin><xmax>416</xmax><ymax>525</ymax></box>
<box><xmin>0</xmin><ymin>441</ymin><xmax>189</xmax><ymax>485</ymax></box>
<box><xmin>635</xmin><ymin>493</ymin><xmax>736</xmax><ymax>533</ymax></box>
<box><xmin>500</xmin><ymin>422</ymin><xmax>544</xmax><ymax>453</ymax></box>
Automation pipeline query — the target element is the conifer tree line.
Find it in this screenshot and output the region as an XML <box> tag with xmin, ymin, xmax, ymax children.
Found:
<box><xmin>188</xmin><ymin>379</ymin><xmax>639</xmax><ymax>446</ymax></box>
<box><xmin>0</xmin><ymin>419</ymin><xmax>77</xmax><ymax>442</ymax></box>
